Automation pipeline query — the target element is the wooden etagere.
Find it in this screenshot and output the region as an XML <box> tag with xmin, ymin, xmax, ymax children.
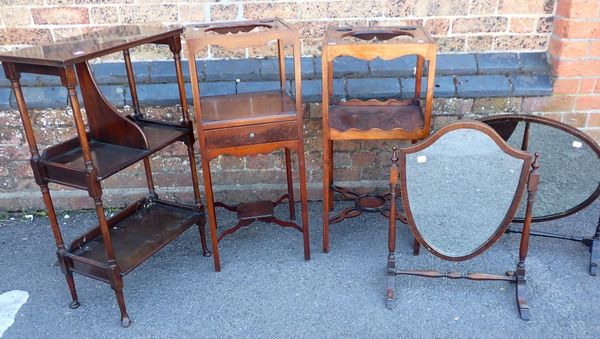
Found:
<box><xmin>321</xmin><ymin>25</ymin><xmax>437</xmax><ymax>252</ymax></box>
<box><xmin>186</xmin><ymin>18</ymin><xmax>311</xmax><ymax>271</ymax></box>
<box><xmin>0</xmin><ymin>25</ymin><xmax>210</xmax><ymax>327</ymax></box>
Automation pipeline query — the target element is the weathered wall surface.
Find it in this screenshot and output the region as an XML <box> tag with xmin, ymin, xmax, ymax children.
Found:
<box><xmin>0</xmin><ymin>0</ymin><xmax>599</xmax><ymax>212</ymax></box>
<box><xmin>0</xmin><ymin>0</ymin><xmax>555</xmax><ymax>57</ymax></box>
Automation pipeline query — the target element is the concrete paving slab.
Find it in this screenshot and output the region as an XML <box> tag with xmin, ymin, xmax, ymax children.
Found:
<box><xmin>0</xmin><ymin>201</ymin><xmax>598</xmax><ymax>338</ymax></box>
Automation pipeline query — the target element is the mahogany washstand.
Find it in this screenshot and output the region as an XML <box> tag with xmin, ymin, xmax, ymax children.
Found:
<box><xmin>321</xmin><ymin>26</ymin><xmax>437</xmax><ymax>252</ymax></box>
<box><xmin>186</xmin><ymin>19</ymin><xmax>311</xmax><ymax>271</ymax></box>
<box><xmin>0</xmin><ymin>25</ymin><xmax>210</xmax><ymax>327</ymax></box>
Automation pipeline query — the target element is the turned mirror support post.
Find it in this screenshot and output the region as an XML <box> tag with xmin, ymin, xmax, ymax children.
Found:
<box><xmin>386</xmin><ymin>148</ymin><xmax>399</xmax><ymax>309</ymax></box>
<box><xmin>515</xmin><ymin>153</ymin><xmax>539</xmax><ymax>322</ymax></box>
<box><xmin>591</xmin><ymin>215</ymin><xmax>600</xmax><ymax>276</ymax></box>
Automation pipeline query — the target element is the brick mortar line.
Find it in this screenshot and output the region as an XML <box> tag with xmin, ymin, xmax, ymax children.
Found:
<box><xmin>549</xmin><ymin>35</ymin><xmax>600</xmax><ymax>42</ymax></box>
<box><xmin>553</xmin><ymin>15</ymin><xmax>600</xmax><ymax>22</ymax></box>
<box><xmin>292</xmin><ymin>14</ymin><xmax>553</xmax><ymax>22</ymax></box>
<box><xmin>552</xmin><ymin>56</ymin><xmax>600</xmax><ymax>61</ymax></box>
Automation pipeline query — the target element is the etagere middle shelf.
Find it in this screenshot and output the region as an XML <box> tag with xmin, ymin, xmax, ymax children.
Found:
<box><xmin>0</xmin><ymin>25</ymin><xmax>210</xmax><ymax>327</ymax></box>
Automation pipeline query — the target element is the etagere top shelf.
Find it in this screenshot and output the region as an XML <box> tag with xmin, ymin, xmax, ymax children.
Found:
<box><xmin>0</xmin><ymin>24</ymin><xmax>195</xmax><ymax>189</ymax></box>
<box><xmin>0</xmin><ymin>25</ymin><xmax>183</xmax><ymax>67</ymax></box>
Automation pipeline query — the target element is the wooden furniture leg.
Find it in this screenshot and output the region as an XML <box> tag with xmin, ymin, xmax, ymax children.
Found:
<box><xmin>186</xmin><ymin>142</ymin><xmax>211</xmax><ymax>257</ymax></box>
<box><xmin>386</xmin><ymin>148</ymin><xmax>399</xmax><ymax>310</ymax></box>
<box><xmin>322</xmin><ymin>136</ymin><xmax>332</xmax><ymax>253</ymax></box>
<box><xmin>590</xmin><ymin>214</ymin><xmax>600</xmax><ymax>276</ymax></box>
<box><xmin>410</xmin><ymin>139</ymin><xmax>421</xmax><ymax>256</ymax></box>
<box><xmin>93</xmin><ymin>196</ymin><xmax>131</xmax><ymax>327</ymax></box>
<box><xmin>285</xmin><ymin>148</ymin><xmax>296</xmax><ymax>219</ymax></box>
<box><xmin>297</xmin><ymin>144</ymin><xmax>311</xmax><ymax>260</ymax></box>
<box><xmin>42</xmin><ymin>185</ymin><xmax>80</xmax><ymax>308</ymax></box>
<box><xmin>201</xmin><ymin>156</ymin><xmax>221</xmax><ymax>272</ymax></box>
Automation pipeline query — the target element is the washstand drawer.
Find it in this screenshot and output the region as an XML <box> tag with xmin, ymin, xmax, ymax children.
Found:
<box><xmin>203</xmin><ymin>121</ymin><xmax>298</xmax><ymax>149</ymax></box>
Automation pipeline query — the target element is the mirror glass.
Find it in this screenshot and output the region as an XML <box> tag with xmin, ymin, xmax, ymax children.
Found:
<box><xmin>487</xmin><ymin>120</ymin><xmax>600</xmax><ymax>219</ymax></box>
<box><xmin>405</xmin><ymin>128</ymin><xmax>525</xmax><ymax>257</ymax></box>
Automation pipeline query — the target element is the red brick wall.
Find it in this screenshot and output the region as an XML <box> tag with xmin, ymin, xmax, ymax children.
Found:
<box><xmin>2</xmin><ymin>0</ymin><xmax>600</xmax><ymax>212</ymax></box>
<box><xmin>546</xmin><ymin>0</ymin><xmax>600</xmax><ymax>140</ymax></box>
<box><xmin>1</xmin><ymin>0</ymin><xmax>555</xmax><ymax>57</ymax></box>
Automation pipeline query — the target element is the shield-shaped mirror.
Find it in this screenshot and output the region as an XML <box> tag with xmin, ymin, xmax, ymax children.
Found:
<box><xmin>386</xmin><ymin>121</ymin><xmax>538</xmax><ymax>320</ymax></box>
<box><xmin>400</xmin><ymin>123</ymin><xmax>532</xmax><ymax>260</ymax></box>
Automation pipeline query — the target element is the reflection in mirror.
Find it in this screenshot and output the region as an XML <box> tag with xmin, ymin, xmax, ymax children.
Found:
<box><xmin>405</xmin><ymin>128</ymin><xmax>524</xmax><ymax>257</ymax></box>
<box><xmin>493</xmin><ymin>121</ymin><xmax>600</xmax><ymax>219</ymax></box>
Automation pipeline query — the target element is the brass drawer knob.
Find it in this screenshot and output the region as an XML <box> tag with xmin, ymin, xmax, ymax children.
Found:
<box><xmin>249</xmin><ymin>132</ymin><xmax>255</xmax><ymax>139</ymax></box>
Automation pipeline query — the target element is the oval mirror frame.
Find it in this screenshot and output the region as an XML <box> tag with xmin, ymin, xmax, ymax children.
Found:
<box><xmin>480</xmin><ymin>114</ymin><xmax>600</xmax><ymax>223</ymax></box>
<box><xmin>399</xmin><ymin>121</ymin><xmax>534</xmax><ymax>261</ymax></box>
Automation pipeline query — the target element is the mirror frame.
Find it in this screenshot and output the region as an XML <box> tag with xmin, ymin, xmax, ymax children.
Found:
<box><xmin>480</xmin><ymin>114</ymin><xmax>600</xmax><ymax>223</ymax></box>
<box><xmin>399</xmin><ymin>121</ymin><xmax>533</xmax><ymax>261</ymax></box>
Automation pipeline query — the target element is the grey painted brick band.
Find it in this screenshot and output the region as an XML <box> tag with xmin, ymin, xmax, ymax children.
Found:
<box><xmin>435</xmin><ymin>54</ymin><xmax>477</xmax><ymax>75</ymax></box>
<box><xmin>477</xmin><ymin>53</ymin><xmax>521</xmax><ymax>74</ymax></box>
<box><xmin>512</xmin><ymin>75</ymin><xmax>553</xmax><ymax>96</ymax></box>
<box><xmin>401</xmin><ymin>76</ymin><xmax>456</xmax><ymax>98</ymax></box>
<box><xmin>0</xmin><ymin>52</ymin><xmax>552</xmax><ymax>109</ymax></box>
<box><xmin>347</xmin><ymin>78</ymin><xmax>400</xmax><ymax>99</ymax></box>
<box><xmin>456</xmin><ymin>75</ymin><xmax>512</xmax><ymax>97</ymax></box>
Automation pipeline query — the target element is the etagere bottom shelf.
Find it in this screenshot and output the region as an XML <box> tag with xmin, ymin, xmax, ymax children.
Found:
<box><xmin>66</xmin><ymin>198</ymin><xmax>205</xmax><ymax>281</ymax></box>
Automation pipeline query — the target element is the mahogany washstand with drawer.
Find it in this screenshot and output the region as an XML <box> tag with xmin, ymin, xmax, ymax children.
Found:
<box><xmin>186</xmin><ymin>19</ymin><xmax>310</xmax><ymax>271</ymax></box>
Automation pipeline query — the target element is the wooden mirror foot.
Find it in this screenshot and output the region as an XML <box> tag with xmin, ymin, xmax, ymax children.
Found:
<box><xmin>385</xmin><ymin>255</ymin><xmax>397</xmax><ymax>310</ymax></box>
<box><xmin>590</xmin><ymin>237</ymin><xmax>598</xmax><ymax>276</ymax></box>
<box><xmin>69</xmin><ymin>300</ymin><xmax>80</xmax><ymax>309</ymax></box>
<box><xmin>514</xmin><ymin>268</ymin><xmax>531</xmax><ymax>321</ymax></box>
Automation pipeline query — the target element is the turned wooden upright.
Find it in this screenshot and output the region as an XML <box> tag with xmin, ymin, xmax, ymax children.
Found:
<box><xmin>186</xmin><ymin>19</ymin><xmax>310</xmax><ymax>271</ymax></box>
<box><xmin>321</xmin><ymin>26</ymin><xmax>437</xmax><ymax>252</ymax></box>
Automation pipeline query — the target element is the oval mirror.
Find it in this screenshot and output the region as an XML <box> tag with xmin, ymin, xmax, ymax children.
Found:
<box><xmin>401</xmin><ymin>123</ymin><xmax>531</xmax><ymax>259</ymax></box>
<box><xmin>481</xmin><ymin>115</ymin><xmax>600</xmax><ymax>222</ymax></box>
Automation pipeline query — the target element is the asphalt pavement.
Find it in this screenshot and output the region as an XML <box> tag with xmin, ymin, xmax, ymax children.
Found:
<box><xmin>1</xmin><ymin>201</ymin><xmax>599</xmax><ymax>338</ymax></box>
